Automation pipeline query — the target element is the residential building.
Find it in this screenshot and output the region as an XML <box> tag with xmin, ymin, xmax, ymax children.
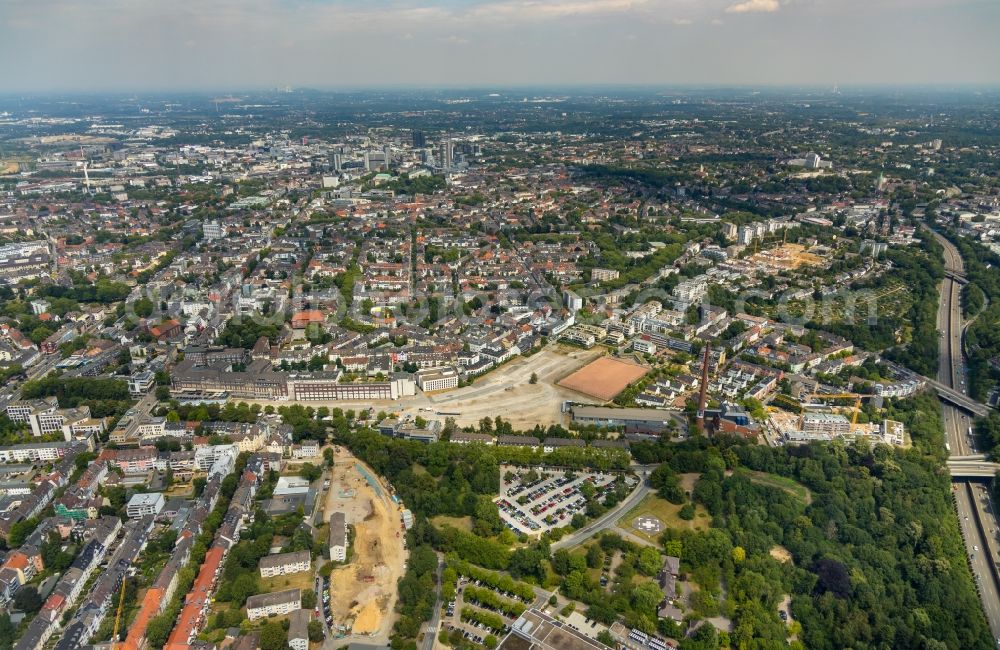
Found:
<box><xmin>126</xmin><ymin>493</ymin><xmax>165</xmax><ymax>518</ymax></box>
<box><xmin>591</xmin><ymin>268</ymin><xmax>620</xmax><ymax>282</ymax></box>
<box><xmin>415</xmin><ymin>367</ymin><xmax>459</xmax><ymax>392</ymax></box>
<box><xmin>800</xmin><ymin>412</ymin><xmax>851</xmax><ymax>437</ymax></box>
<box><xmin>246</xmin><ymin>589</ymin><xmax>301</xmax><ymax>621</ymax></box>
<box><xmin>288</xmin><ymin>609</ymin><xmax>310</xmax><ymax>650</ymax></box>
<box><xmin>258</xmin><ymin>550</ymin><xmax>311</xmax><ymax>578</ymax></box>
<box><xmin>329</xmin><ymin>511</ymin><xmax>347</xmax><ymax>562</ymax></box>
<box><xmin>128</xmin><ymin>370</ymin><xmax>156</xmax><ymax>396</ymax></box>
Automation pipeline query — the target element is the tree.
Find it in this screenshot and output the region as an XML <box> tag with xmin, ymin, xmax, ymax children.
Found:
<box><xmin>586</xmin><ymin>544</ymin><xmax>604</xmax><ymax>569</ymax></box>
<box><xmin>8</xmin><ymin>518</ymin><xmax>39</xmax><ymax>548</ymax></box>
<box><xmin>302</xmin><ymin>588</ymin><xmax>317</xmax><ymax>609</ymax></box>
<box><xmin>630</xmin><ymin>581</ymin><xmax>664</xmax><ymax>616</ymax></box>
<box><xmin>0</xmin><ymin>613</ymin><xmax>15</xmax><ymax>649</ymax></box>
<box><xmin>323</xmin><ymin>447</ymin><xmax>335</xmax><ymax>468</ymax></box>
<box><xmin>299</xmin><ymin>463</ymin><xmax>322</xmax><ymax>482</ymax></box>
<box><xmin>308</xmin><ymin>620</ymin><xmax>325</xmax><ymax>642</ymax></box>
<box><xmin>650</xmin><ymin>465</ymin><xmax>686</xmax><ymax>504</ymax></box>
<box><xmin>13</xmin><ymin>585</ymin><xmax>42</xmax><ymax>613</ymax></box>
<box><xmin>529</xmin><ymin>372</ymin><xmax>538</xmax><ymax>385</ymax></box>
<box><xmin>133</xmin><ymin>297</ymin><xmax>155</xmax><ymax>318</ymax></box>
<box><xmin>637</xmin><ymin>547</ymin><xmax>662</xmax><ymax>576</ymax></box>
<box><xmin>814</xmin><ymin>558</ymin><xmax>851</xmax><ymax>598</ymax></box>
<box><xmin>146</xmin><ymin>613</ymin><xmax>174</xmax><ymax>648</ymax></box>
<box><xmin>260</xmin><ymin>621</ymin><xmax>288</xmax><ymax>650</ymax></box>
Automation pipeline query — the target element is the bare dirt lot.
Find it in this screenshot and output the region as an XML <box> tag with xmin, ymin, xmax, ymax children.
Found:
<box><xmin>248</xmin><ymin>345</ymin><xmax>604</xmax><ymax>430</ymax></box>
<box><xmin>421</xmin><ymin>345</ymin><xmax>605</xmax><ymax>428</ymax></box>
<box><xmin>323</xmin><ymin>447</ymin><xmax>407</xmax><ymax>642</ymax></box>
<box><xmin>769</xmin><ymin>545</ymin><xmax>793</xmax><ymax>564</ymax></box>
<box><xmin>557</xmin><ymin>356</ymin><xmax>649</xmax><ymax>401</ymax></box>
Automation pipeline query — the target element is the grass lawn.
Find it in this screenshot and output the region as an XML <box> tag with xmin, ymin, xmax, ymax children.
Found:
<box><xmin>260</xmin><ymin>570</ymin><xmax>315</xmax><ymax>594</ymax></box>
<box><xmin>431</xmin><ymin>515</ymin><xmax>473</xmax><ymax>532</ymax></box>
<box><xmin>618</xmin><ymin>494</ymin><xmax>710</xmax><ymax>542</ymax></box>
<box><xmin>735</xmin><ymin>468</ymin><xmax>812</xmax><ymax>505</ymax></box>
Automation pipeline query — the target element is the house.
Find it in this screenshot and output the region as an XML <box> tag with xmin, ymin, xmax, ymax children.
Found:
<box><xmin>148</xmin><ymin>319</ymin><xmax>182</xmax><ymax>341</ymax></box>
<box><xmin>291</xmin><ymin>310</ymin><xmax>325</xmax><ymax>331</ymax></box>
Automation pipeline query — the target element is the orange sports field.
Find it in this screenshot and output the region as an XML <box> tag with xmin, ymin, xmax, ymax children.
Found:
<box><xmin>557</xmin><ymin>356</ymin><xmax>648</xmax><ymax>401</ymax></box>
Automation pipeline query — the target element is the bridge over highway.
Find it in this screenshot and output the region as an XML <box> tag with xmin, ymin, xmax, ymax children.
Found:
<box><xmin>929</xmin><ymin>378</ymin><xmax>991</xmax><ymax>417</ymax></box>
<box><xmin>948</xmin><ymin>459</ymin><xmax>1000</xmax><ymax>479</ymax></box>
<box><xmin>878</xmin><ymin>358</ymin><xmax>991</xmax><ymax>417</ymax></box>
<box><xmin>944</xmin><ymin>269</ymin><xmax>968</xmax><ymax>284</ymax></box>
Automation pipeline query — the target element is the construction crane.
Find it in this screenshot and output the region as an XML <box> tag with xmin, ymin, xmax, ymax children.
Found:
<box><xmin>112</xmin><ymin>577</ymin><xmax>127</xmax><ymax>649</ymax></box>
<box><xmin>805</xmin><ymin>392</ymin><xmax>863</xmax><ymax>431</ymax></box>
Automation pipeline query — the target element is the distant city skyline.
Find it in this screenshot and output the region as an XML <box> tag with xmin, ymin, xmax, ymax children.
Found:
<box><xmin>2</xmin><ymin>0</ymin><xmax>999</xmax><ymax>92</ymax></box>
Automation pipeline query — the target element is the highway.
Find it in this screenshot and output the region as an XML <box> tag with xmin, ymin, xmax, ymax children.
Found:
<box><xmin>935</xmin><ymin>232</ymin><xmax>1000</xmax><ymax>638</ymax></box>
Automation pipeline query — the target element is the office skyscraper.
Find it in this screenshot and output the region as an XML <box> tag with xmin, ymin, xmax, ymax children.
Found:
<box><xmin>442</xmin><ymin>139</ymin><xmax>453</xmax><ymax>170</ymax></box>
<box><xmin>412</xmin><ymin>130</ymin><xmax>426</xmax><ymax>148</ymax></box>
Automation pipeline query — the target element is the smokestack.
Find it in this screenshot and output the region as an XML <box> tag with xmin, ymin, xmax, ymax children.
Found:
<box><xmin>697</xmin><ymin>343</ymin><xmax>710</xmax><ymax>433</ymax></box>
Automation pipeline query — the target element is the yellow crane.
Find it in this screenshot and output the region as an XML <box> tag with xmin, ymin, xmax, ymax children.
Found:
<box><xmin>805</xmin><ymin>392</ymin><xmax>863</xmax><ymax>431</ymax></box>
<box><xmin>112</xmin><ymin>577</ymin><xmax>127</xmax><ymax>649</ymax></box>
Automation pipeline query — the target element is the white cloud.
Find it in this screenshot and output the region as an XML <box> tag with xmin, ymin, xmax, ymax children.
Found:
<box><xmin>725</xmin><ymin>0</ymin><xmax>780</xmax><ymax>13</ymax></box>
<box><xmin>672</xmin><ymin>17</ymin><xmax>694</xmax><ymax>25</ymax></box>
<box><xmin>465</xmin><ymin>0</ymin><xmax>652</xmax><ymax>22</ymax></box>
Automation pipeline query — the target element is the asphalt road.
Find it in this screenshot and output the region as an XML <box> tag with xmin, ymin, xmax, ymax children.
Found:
<box><xmin>420</xmin><ymin>556</ymin><xmax>444</xmax><ymax>650</ymax></box>
<box><xmin>935</xmin><ymin>232</ymin><xmax>1000</xmax><ymax>641</ymax></box>
<box><xmin>551</xmin><ymin>475</ymin><xmax>653</xmax><ymax>552</ymax></box>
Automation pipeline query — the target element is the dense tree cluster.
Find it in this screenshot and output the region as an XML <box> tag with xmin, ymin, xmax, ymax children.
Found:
<box><xmin>393</xmin><ymin>544</ymin><xmax>439</xmax><ymax>647</ymax></box>
<box><xmin>216</xmin><ymin>317</ymin><xmax>283</xmax><ymax>348</ymax></box>
<box><xmin>828</xmin><ymin>236</ymin><xmax>944</xmax><ymax>376</ymax></box>
<box><xmin>21</xmin><ymin>375</ymin><xmax>133</xmax><ymax>419</ymax></box>
<box><xmin>41</xmin><ymin>279</ymin><xmax>131</xmax><ymax>304</ymax></box>
<box><xmin>629</xmin><ymin>400</ymin><xmax>990</xmax><ymax>649</ymax></box>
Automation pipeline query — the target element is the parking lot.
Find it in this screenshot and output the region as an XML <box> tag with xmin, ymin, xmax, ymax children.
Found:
<box><xmin>443</xmin><ymin>573</ymin><xmax>533</xmax><ymax>645</ymax></box>
<box><xmin>494</xmin><ymin>466</ymin><xmax>616</xmax><ymax>535</ymax></box>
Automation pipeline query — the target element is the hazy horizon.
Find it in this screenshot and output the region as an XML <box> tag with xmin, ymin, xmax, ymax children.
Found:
<box><xmin>3</xmin><ymin>0</ymin><xmax>999</xmax><ymax>93</ymax></box>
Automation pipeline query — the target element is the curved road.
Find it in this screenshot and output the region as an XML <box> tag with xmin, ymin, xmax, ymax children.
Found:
<box><xmin>551</xmin><ymin>466</ymin><xmax>657</xmax><ymax>551</ymax></box>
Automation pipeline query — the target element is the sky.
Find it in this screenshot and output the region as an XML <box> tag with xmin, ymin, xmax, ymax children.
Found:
<box><xmin>2</xmin><ymin>0</ymin><xmax>999</xmax><ymax>92</ymax></box>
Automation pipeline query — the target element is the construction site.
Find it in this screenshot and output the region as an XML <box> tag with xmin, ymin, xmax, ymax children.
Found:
<box><xmin>746</xmin><ymin>242</ymin><xmax>826</xmax><ymax>272</ymax></box>
<box><xmin>766</xmin><ymin>392</ymin><xmax>908</xmax><ymax>447</ymax></box>
<box><xmin>321</xmin><ymin>447</ymin><xmax>408</xmax><ymax>644</ymax></box>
